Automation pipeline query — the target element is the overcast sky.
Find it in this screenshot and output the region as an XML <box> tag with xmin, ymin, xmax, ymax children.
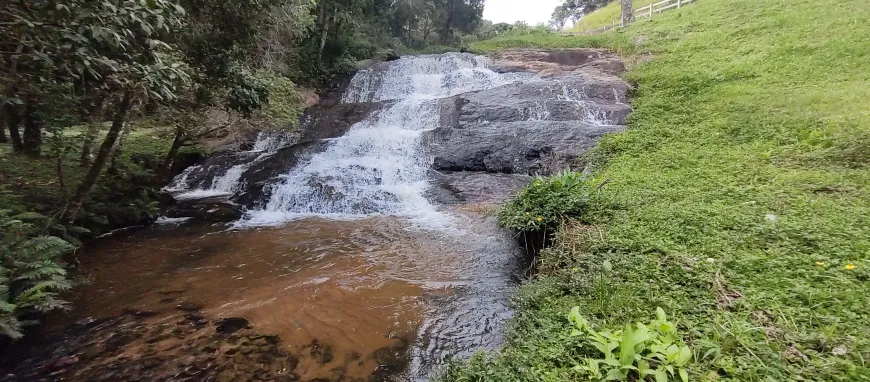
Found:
<box><xmin>483</xmin><ymin>0</ymin><xmax>563</xmax><ymax>25</ymax></box>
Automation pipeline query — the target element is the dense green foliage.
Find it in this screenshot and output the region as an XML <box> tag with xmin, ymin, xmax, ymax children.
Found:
<box><xmin>498</xmin><ymin>171</ymin><xmax>596</xmax><ymax>232</ymax></box>
<box><xmin>0</xmin><ymin>211</ymin><xmax>77</xmax><ymax>339</ymax></box>
<box><xmin>565</xmin><ymin>307</ymin><xmax>693</xmax><ymax>382</ymax></box>
<box><xmin>449</xmin><ymin>0</ymin><xmax>870</xmax><ymax>380</ymax></box>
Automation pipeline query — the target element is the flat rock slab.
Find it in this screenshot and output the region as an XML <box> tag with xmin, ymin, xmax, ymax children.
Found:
<box><xmin>428</xmin><ymin>171</ymin><xmax>532</xmax><ymax>205</ymax></box>
<box><xmin>429</xmin><ymin>48</ymin><xmax>631</xmax><ymax>176</ymax></box>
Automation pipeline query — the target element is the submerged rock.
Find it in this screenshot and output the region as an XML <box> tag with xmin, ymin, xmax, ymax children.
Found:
<box><xmin>214</xmin><ymin>317</ymin><xmax>251</xmax><ymax>334</ymax></box>
<box><xmin>165</xmin><ymin>201</ymin><xmax>244</xmax><ymax>222</ymax></box>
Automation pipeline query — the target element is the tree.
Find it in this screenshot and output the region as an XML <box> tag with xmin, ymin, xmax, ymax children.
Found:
<box><xmin>550</xmin><ymin>4</ymin><xmax>572</xmax><ymax>30</ymax></box>
<box><xmin>56</xmin><ymin>0</ymin><xmax>190</xmax><ymax>221</ymax></box>
<box><xmin>550</xmin><ymin>0</ymin><xmax>613</xmax><ymax>30</ymax></box>
<box><xmin>621</xmin><ymin>0</ymin><xmax>634</xmax><ymax>25</ymax></box>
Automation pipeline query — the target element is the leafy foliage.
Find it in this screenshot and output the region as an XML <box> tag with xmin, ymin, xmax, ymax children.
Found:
<box><xmin>498</xmin><ymin>171</ymin><xmax>596</xmax><ymax>232</ymax></box>
<box><xmin>0</xmin><ymin>211</ymin><xmax>75</xmax><ymax>339</ymax></box>
<box><xmin>568</xmin><ymin>307</ymin><xmax>692</xmax><ymax>381</ymax></box>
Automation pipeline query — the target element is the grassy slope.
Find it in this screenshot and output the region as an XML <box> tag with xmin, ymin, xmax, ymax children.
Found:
<box><xmin>574</xmin><ymin>0</ymin><xmax>659</xmax><ymax>31</ymax></box>
<box><xmin>453</xmin><ymin>0</ymin><xmax>870</xmax><ymax>380</ymax></box>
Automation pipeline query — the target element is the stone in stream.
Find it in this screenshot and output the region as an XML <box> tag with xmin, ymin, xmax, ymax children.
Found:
<box><xmin>214</xmin><ymin>317</ymin><xmax>251</xmax><ymax>334</ymax></box>
<box><xmin>308</xmin><ymin>340</ymin><xmax>334</xmax><ymax>364</ymax></box>
<box><xmin>175</xmin><ymin>301</ymin><xmax>204</xmax><ymax>312</ymax></box>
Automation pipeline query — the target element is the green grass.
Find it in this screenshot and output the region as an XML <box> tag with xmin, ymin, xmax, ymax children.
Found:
<box><xmin>452</xmin><ymin>0</ymin><xmax>870</xmax><ymax>380</ymax></box>
<box><xmin>573</xmin><ymin>0</ymin><xmax>659</xmax><ymax>32</ymax></box>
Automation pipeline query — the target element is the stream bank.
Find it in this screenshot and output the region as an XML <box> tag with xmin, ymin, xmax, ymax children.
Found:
<box><xmin>1</xmin><ymin>49</ymin><xmax>630</xmax><ymax>382</ymax></box>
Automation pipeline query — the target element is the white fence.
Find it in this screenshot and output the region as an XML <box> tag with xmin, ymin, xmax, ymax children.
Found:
<box><xmin>568</xmin><ymin>0</ymin><xmax>697</xmax><ymax>35</ymax></box>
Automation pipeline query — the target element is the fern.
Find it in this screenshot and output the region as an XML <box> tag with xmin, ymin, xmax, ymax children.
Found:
<box><xmin>0</xmin><ymin>313</ymin><xmax>23</xmax><ymax>339</ymax></box>
<box><xmin>14</xmin><ymin>236</ymin><xmax>75</xmax><ymax>261</ymax></box>
<box><xmin>11</xmin><ymin>212</ymin><xmax>51</xmax><ymax>226</ymax></box>
<box><xmin>0</xmin><ymin>228</ymin><xmax>76</xmax><ymax>339</ymax></box>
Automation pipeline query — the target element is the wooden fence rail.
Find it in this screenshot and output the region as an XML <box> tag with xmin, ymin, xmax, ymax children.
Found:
<box><xmin>564</xmin><ymin>0</ymin><xmax>697</xmax><ymax>36</ymax></box>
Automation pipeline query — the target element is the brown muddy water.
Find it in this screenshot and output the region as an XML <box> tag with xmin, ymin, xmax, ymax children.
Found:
<box><xmin>9</xmin><ymin>209</ymin><xmax>523</xmax><ymax>381</ymax></box>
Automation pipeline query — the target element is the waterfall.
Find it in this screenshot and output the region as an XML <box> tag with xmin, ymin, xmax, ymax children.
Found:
<box><xmin>165</xmin><ymin>132</ymin><xmax>288</xmax><ymax>200</ymax></box>
<box><xmin>242</xmin><ymin>53</ymin><xmax>530</xmax><ymax>226</ymax></box>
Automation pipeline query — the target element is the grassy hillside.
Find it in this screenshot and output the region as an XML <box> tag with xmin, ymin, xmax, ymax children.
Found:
<box><xmin>452</xmin><ymin>0</ymin><xmax>870</xmax><ymax>380</ymax></box>
<box><xmin>574</xmin><ymin>0</ymin><xmax>658</xmax><ymax>31</ymax></box>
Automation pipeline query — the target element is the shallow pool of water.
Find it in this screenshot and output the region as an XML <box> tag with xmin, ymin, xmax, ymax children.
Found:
<box><xmin>60</xmin><ymin>208</ymin><xmax>523</xmax><ymax>380</ymax></box>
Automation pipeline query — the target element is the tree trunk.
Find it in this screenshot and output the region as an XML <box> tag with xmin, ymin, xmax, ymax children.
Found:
<box><xmin>80</xmin><ymin>97</ymin><xmax>105</xmax><ymax>166</ymax></box>
<box><xmin>160</xmin><ymin>125</ymin><xmax>186</xmax><ymax>181</ymax></box>
<box><xmin>66</xmin><ymin>92</ymin><xmax>133</xmax><ymax>222</ymax></box>
<box><xmin>0</xmin><ymin>108</ymin><xmax>7</xmax><ymax>143</ymax></box>
<box><xmin>22</xmin><ymin>97</ymin><xmax>42</xmax><ymax>156</ymax></box>
<box><xmin>317</xmin><ymin>4</ymin><xmax>329</xmax><ymax>60</ymax></box>
<box><xmin>440</xmin><ymin>0</ymin><xmax>455</xmax><ymax>44</ymax></box>
<box><xmin>109</xmin><ymin>120</ymin><xmax>134</xmax><ymax>171</ymax></box>
<box><xmin>621</xmin><ymin>0</ymin><xmax>634</xmax><ymax>25</ymax></box>
<box><xmin>5</xmin><ymin>103</ymin><xmax>24</xmax><ymax>152</ymax></box>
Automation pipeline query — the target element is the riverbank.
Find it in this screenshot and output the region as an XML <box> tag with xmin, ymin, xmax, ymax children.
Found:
<box><xmin>445</xmin><ymin>0</ymin><xmax>870</xmax><ymax>380</ymax></box>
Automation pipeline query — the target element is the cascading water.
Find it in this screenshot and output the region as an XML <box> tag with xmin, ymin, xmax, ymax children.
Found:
<box><xmin>243</xmin><ymin>53</ymin><xmax>532</xmax><ymax>225</ymax></box>
<box><xmin>165</xmin><ymin>132</ymin><xmax>288</xmax><ymax>200</ymax></box>
<box><xmin>34</xmin><ymin>51</ymin><xmax>630</xmax><ymax>382</ymax></box>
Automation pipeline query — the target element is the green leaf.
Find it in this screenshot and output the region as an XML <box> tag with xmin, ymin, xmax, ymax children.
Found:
<box><xmin>619</xmin><ymin>324</ymin><xmax>637</xmax><ymax>366</ymax></box>
<box><xmin>676</xmin><ymin>345</ymin><xmax>692</xmax><ymax>365</ymax></box>
<box><xmin>654</xmin><ymin>368</ymin><xmax>668</xmax><ymax>382</ymax></box>
<box><xmin>637</xmin><ymin>359</ymin><xmax>651</xmax><ymax>376</ymax></box>
<box><xmin>656</xmin><ymin>307</ymin><xmax>667</xmax><ymax>322</ymax></box>
<box><xmin>679</xmin><ymin>368</ymin><xmax>689</xmax><ymax>382</ymax></box>
<box><xmin>605</xmin><ymin>368</ymin><xmax>627</xmax><ymax>381</ymax></box>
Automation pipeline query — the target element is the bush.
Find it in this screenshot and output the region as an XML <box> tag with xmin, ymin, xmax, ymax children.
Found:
<box><xmin>0</xmin><ymin>211</ymin><xmax>75</xmax><ymax>339</ymax></box>
<box><xmin>498</xmin><ymin>170</ymin><xmax>596</xmax><ymax>232</ymax></box>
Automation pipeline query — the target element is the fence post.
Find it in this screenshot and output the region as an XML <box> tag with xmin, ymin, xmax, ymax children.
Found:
<box><xmin>677</xmin><ymin>0</ymin><xmax>682</xmax><ymax>8</ymax></box>
<box><xmin>649</xmin><ymin>4</ymin><xmax>653</xmax><ymax>18</ymax></box>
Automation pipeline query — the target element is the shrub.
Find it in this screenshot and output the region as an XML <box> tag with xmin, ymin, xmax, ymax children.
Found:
<box><xmin>497</xmin><ymin>170</ymin><xmax>596</xmax><ymax>232</ymax></box>
<box><xmin>0</xmin><ymin>211</ymin><xmax>75</xmax><ymax>339</ymax></box>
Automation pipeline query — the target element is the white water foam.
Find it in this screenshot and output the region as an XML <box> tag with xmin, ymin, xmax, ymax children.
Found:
<box><xmin>553</xmin><ymin>79</ymin><xmax>617</xmax><ymax>126</ymax></box>
<box><xmin>240</xmin><ymin>54</ymin><xmax>531</xmax><ymax>227</ymax></box>
<box><xmin>165</xmin><ymin>132</ymin><xmax>289</xmax><ymax>200</ymax></box>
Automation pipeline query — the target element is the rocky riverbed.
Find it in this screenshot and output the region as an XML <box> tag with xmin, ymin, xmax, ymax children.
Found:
<box><xmin>0</xmin><ymin>48</ymin><xmax>630</xmax><ymax>382</ymax></box>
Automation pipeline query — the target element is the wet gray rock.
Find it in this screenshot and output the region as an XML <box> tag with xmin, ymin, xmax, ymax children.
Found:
<box><xmin>432</xmin><ymin>121</ymin><xmax>624</xmax><ymax>175</ymax></box>
<box><xmin>430</xmin><ymin>63</ymin><xmax>630</xmax><ymax>176</ymax></box>
<box><xmin>165</xmin><ymin>202</ymin><xmax>244</xmax><ymax>222</ymax></box>
<box><xmin>428</xmin><ymin>171</ymin><xmax>532</xmax><ymax>205</ymax></box>
<box><xmin>167</xmin><ymin>151</ymin><xmax>262</xmax><ymax>193</ymax></box>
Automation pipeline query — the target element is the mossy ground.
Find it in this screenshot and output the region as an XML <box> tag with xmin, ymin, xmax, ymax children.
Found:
<box><xmin>448</xmin><ymin>0</ymin><xmax>870</xmax><ymax>380</ymax></box>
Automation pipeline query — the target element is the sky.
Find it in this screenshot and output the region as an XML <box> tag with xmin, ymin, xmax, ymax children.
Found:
<box><xmin>483</xmin><ymin>0</ymin><xmax>563</xmax><ymax>25</ymax></box>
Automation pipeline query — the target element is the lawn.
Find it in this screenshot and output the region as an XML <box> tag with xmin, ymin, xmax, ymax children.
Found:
<box><xmin>573</xmin><ymin>0</ymin><xmax>660</xmax><ymax>32</ymax></box>
<box><xmin>448</xmin><ymin>0</ymin><xmax>870</xmax><ymax>380</ymax></box>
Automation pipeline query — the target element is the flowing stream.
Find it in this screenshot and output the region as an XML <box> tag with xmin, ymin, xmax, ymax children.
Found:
<box><xmin>7</xmin><ymin>51</ymin><xmax>631</xmax><ymax>381</ymax></box>
<box><xmin>49</xmin><ymin>54</ymin><xmax>545</xmax><ymax>381</ymax></box>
